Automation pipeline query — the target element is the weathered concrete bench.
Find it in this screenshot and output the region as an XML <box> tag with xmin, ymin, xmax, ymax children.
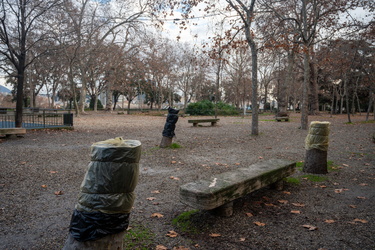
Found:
<box><xmin>0</xmin><ymin>128</ymin><xmax>26</xmax><ymax>138</ymax></box>
<box><xmin>179</xmin><ymin>159</ymin><xmax>296</xmax><ymax>216</ymax></box>
<box><xmin>275</xmin><ymin>116</ymin><xmax>289</xmax><ymax>122</ymax></box>
<box><xmin>188</xmin><ymin>119</ymin><xmax>219</xmax><ymax>127</ymax></box>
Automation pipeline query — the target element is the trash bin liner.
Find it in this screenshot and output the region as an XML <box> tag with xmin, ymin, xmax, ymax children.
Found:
<box><xmin>68</xmin><ymin>138</ymin><xmax>141</xmax><ymax>241</ymax></box>
<box><xmin>162</xmin><ymin>107</ymin><xmax>179</xmax><ymax>138</ymax></box>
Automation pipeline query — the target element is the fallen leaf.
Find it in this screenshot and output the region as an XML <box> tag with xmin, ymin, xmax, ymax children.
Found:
<box><xmin>324</xmin><ymin>219</ymin><xmax>335</xmax><ymax>224</ymax></box>
<box><xmin>254</xmin><ymin>221</ymin><xmax>266</xmax><ymax>226</ymax></box>
<box><xmin>359</xmin><ymin>183</ymin><xmax>368</xmax><ymax>186</ymax></box>
<box><xmin>41</xmin><ymin>185</ymin><xmax>47</xmax><ymax>188</ymax></box>
<box><xmin>319</xmin><ymin>185</ymin><xmax>327</xmax><ymax>188</ymax></box>
<box><xmin>166</xmin><ymin>231</ymin><xmax>178</xmax><ymax>238</ymax></box>
<box><xmin>20</xmin><ymin>161</ymin><xmax>27</xmax><ymax>165</ymax></box>
<box><xmin>265</xmin><ymin>203</ymin><xmax>276</xmax><ymax>207</ymax></box>
<box><xmin>239</xmin><ymin>238</ymin><xmax>246</xmax><ymax>242</ymax></box>
<box><xmin>353</xmin><ymin>218</ymin><xmax>368</xmax><ymax>224</ymax></box>
<box><xmin>291</xmin><ymin>210</ymin><xmax>301</xmax><ymax>214</ymax></box>
<box><xmin>54</xmin><ymin>191</ymin><xmax>63</xmax><ymax>195</ymax></box>
<box><xmin>283</xmin><ymin>191</ymin><xmax>291</xmax><ymax>195</ymax></box>
<box><xmin>151</xmin><ymin>213</ymin><xmax>164</xmax><ymax>218</ymax></box>
<box><xmin>147</xmin><ymin>197</ymin><xmax>156</xmax><ymax>201</ymax></box>
<box><xmin>209</xmin><ymin>233</ymin><xmax>221</xmax><ymax>237</ymax></box>
<box><xmin>302</xmin><ymin>224</ymin><xmax>318</xmax><ymax>231</ymax></box>
<box><xmin>169</xmin><ymin>176</ymin><xmax>180</xmax><ymax>180</ymax></box>
<box><xmin>152</xmin><ymin>190</ymin><xmax>161</xmax><ymax>194</ymax></box>
<box><xmin>291</xmin><ymin>203</ymin><xmax>305</xmax><ymax>207</ymax></box>
<box><xmin>245</xmin><ymin>212</ymin><xmax>254</xmax><ymax>217</ymax></box>
<box><xmin>258</xmin><ymin>156</ymin><xmax>263</xmax><ymax>159</ymax></box>
<box><xmin>173</xmin><ymin>246</ymin><xmax>189</xmax><ymax>250</ymax></box>
<box><xmin>49</xmin><ymin>171</ymin><xmax>58</xmax><ymax>174</ymax></box>
<box><xmin>235</xmin><ymin>163</ymin><xmax>241</xmax><ymax>165</ymax></box>
<box><xmin>278</xmin><ymin>200</ymin><xmax>288</xmax><ymax>204</ymax></box>
<box><xmin>349</xmin><ymin>205</ymin><xmax>357</xmax><ymax>208</ymax></box>
<box><xmin>171</xmin><ymin>161</ymin><xmax>177</xmax><ymax>164</ymax></box>
<box><xmin>156</xmin><ymin>245</ymin><xmax>168</xmax><ymax>250</ymax></box>
<box><xmin>357</xmin><ymin>196</ymin><xmax>366</xmax><ymax>199</ymax></box>
<box><xmin>334</xmin><ymin>188</ymin><xmax>349</xmax><ymax>193</ymax></box>
<box><xmin>342</xmin><ymin>164</ymin><xmax>349</xmax><ymax>167</ymax></box>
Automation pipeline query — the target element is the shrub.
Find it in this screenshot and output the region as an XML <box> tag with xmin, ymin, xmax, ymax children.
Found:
<box><xmin>186</xmin><ymin>100</ymin><xmax>239</xmax><ymax>116</ymax></box>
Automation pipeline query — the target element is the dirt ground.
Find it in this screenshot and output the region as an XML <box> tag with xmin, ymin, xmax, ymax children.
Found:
<box><xmin>0</xmin><ymin>112</ymin><xmax>374</xmax><ymax>250</ymax></box>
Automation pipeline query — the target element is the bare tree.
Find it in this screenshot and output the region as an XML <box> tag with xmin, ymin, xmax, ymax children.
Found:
<box><xmin>0</xmin><ymin>0</ymin><xmax>61</xmax><ymax>127</ymax></box>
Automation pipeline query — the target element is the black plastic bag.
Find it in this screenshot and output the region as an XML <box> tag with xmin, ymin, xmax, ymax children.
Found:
<box><xmin>68</xmin><ymin>209</ymin><xmax>130</xmax><ymax>242</ymax></box>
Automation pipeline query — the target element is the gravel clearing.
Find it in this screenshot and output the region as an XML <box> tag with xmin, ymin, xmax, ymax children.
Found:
<box><xmin>0</xmin><ymin>112</ymin><xmax>374</xmax><ymax>249</ymax></box>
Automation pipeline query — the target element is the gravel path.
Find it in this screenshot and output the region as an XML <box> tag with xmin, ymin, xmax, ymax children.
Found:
<box><xmin>0</xmin><ymin>112</ymin><xmax>374</xmax><ymax>249</ymax></box>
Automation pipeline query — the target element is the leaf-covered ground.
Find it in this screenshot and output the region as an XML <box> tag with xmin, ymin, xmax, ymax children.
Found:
<box><xmin>0</xmin><ymin>112</ymin><xmax>374</xmax><ymax>249</ymax></box>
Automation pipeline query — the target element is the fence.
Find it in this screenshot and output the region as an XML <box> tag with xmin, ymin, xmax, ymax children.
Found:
<box><xmin>0</xmin><ymin>108</ymin><xmax>73</xmax><ymax>129</ymax></box>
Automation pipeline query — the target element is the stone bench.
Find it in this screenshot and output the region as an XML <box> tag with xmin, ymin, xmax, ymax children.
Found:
<box><xmin>275</xmin><ymin>116</ymin><xmax>289</xmax><ymax>122</ymax></box>
<box><xmin>0</xmin><ymin>128</ymin><xmax>26</xmax><ymax>138</ymax></box>
<box><xmin>179</xmin><ymin>159</ymin><xmax>296</xmax><ymax>216</ymax></box>
<box><xmin>188</xmin><ymin>119</ymin><xmax>219</xmax><ymax>127</ymax></box>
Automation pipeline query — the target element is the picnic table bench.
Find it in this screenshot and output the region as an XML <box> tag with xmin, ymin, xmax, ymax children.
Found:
<box><xmin>0</xmin><ymin>128</ymin><xmax>26</xmax><ymax>138</ymax></box>
<box><xmin>188</xmin><ymin>118</ymin><xmax>219</xmax><ymax>127</ymax></box>
<box><xmin>275</xmin><ymin>112</ymin><xmax>289</xmax><ymax>122</ymax></box>
<box><xmin>179</xmin><ymin>159</ymin><xmax>296</xmax><ymax>216</ymax></box>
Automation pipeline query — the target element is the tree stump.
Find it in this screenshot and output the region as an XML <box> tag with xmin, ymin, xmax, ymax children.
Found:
<box><xmin>303</xmin><ymin>121</ymin><xmax>330</xmax><ymax>174</ymax></box>
<box><xmin>63</xmin><ymin>138</ymin><xmax>141</xmax><ymax>250</ymax></box>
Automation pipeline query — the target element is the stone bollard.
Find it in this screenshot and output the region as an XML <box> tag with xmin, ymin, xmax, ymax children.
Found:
<box><xmin>63</xmin><ymin>137</ymin><xmax>141</xmax><ymax>250</ymax></box>
<box><xmin>160</xmin><ymin>107</ymin><xmax>179</xmax><ymax>148</ymax></box>
<box><xmin>303</xmin><ymin>121</ymin><xmax>330</xmax><ymax>174</ymax></box>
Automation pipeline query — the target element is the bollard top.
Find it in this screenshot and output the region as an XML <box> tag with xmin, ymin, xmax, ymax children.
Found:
<box><xmin>92</xmin><ymin>137</ymin><xmax>141</xmax><ymax>148</ymax></box>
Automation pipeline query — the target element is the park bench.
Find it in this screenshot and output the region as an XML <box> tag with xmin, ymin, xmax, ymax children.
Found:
<box><xmin>275</xmin><ymin>112</ymin><xmax>289</xmax><ymax>122</ymax></box>
<box><xmin>0</xmin><ymin>128</ymin><xmax>26</xmax><ymax>138</ymax></box>
<box><xmin>179</xmin><ymin>159</ymin><xmax>296</xmax><ymax>216</ymax></box>
<box><xmin>188</xmin><ymin>118</ymin><xmax>219</xmax><ymax>127</ymax></box>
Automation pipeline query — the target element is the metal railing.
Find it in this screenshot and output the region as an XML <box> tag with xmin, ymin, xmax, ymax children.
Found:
<box><xmin>0</xmin><ymin>108</ymin><xmax>73</xmax><ymax>129</ymax></box>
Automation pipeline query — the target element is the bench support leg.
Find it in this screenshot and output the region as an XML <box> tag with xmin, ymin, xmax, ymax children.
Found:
<box><xmin>193</xmin><ymin>123</ymin><xmax>197</xmax><ymax>127</ymax></box>
<box><xmin>209</xmin><ymin>201</ymin><xmax>233</xmax><ymax>217</ymax></box>
<box><xmin>271</xmin><ymin>180</ymin><xmax>284</xmax><ymax>191</ymax></box>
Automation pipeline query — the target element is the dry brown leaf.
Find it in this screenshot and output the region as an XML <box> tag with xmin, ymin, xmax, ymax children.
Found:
<box><xmin>54</xmin><ymin>191</ymin><xmax>63</xmax><ymax>195</ymax></box>
<box><xmin>353</xmin><ymin>218</ymin><xmax>368</xmax><ymax>224</ymax></box>
<box><xmin>20</xmin><ymin>161</ymin><xmax>27</xmax><ymax>165</ymax></box>
<box><xmin>49</xmin><ymin>171</ymin><xmax>58</xmax><ymax>174</ymax></box>
<box><xmin>359</xmin><ymin>183</ymin><xmax>368</xmax><ymax>186</ymax></box>
<box><xmin>151</xmin><ymin>190</ymin><xmax>161</xmax><ymax>194</ymax></box>
<box><xmin>335</xmin><ymin>188</ymin><xmax>349</xmax><ymax>193</ymax></box>
<box><xmin>254</xmin><ymin>221</ymin><xmax>266</xmax><ymax>226</ymax></box>
<box><xmin>171</xmin><ymin>161</ymin><xmax>177</xmax><ymax>164</ymax></box>
<box><xmin>258</xmin><ymin>156</ymin><xmax>263</xmax><ymax>159</ymax></box>
<box><xmin>166</xmin><ymin>231</ymin><xmax>178</xmax><ymax>238</ymax></box>
<box><xmin>349</xmin><ymin>205</ymin><xmax>357</xmax><ymax>208</ymax></box>
<box><xmin>151</xmin><ymin>213</ymin><xmax>164</xmax><ymax>218</ymax></box>
<box><xmin>319</xmin><ymin>185</ymin><xmax>327</xmax><ymax>188</ymax></box>
<box><xmin>235</xmin><ymin>163</ymin><xmax>241</xmax><ymax>165</ymax></box>
<box><xmin>283</xmin><ymin>191</ymin><xmax>291</xmax><ymax>195</ymax></box>
<box><xmin>291</xmin><ymin>210</ymin><xmax>301</xmax><ymax>214</ymax></box>
<box><xmin>357</xmin><ymin>196</ymin><xmax>366</xmax><ymax>199</ymax></box>
<box><xmin>169</xmin><ymin>176</ymin><xmax>180</xmax><ymax>180</ymax></box>
<box><xmin>147</xmin><ymin>197</ymin><xmax>156</xmax><ymax>201</ymax></box>
<box><xmin>245</xmin><ymin>212</ymin><xmax>254</xmax><ymax>217</ymax></box>
<box><xmin>291</xmin><ymin>203</ymin><xmax>305</xmax><ymax>207</ymax></box>
<box><xmin>156</xmin><ymin>245</ymin><xmax>168</xmax><ymax>250</ymax></box>
<box><xmin>209</xmin><ymin>233</ymin><xmax>221</xmax><ymax>237</ymax></box>
<box><xmin>342</xmin><ymin>164</ymin><xmax>349</xmax><ymax>167</ymax></box>
<box><xmin>173</xmin><ymin>246</ymin><xmax>190</xmax><ymax>250</ymax></box>
<box><xmin>278</xmin><ymin>200</ymin><xmax>288</xmax><ymax>204</ymax></box>
<box><xmin>324</xmin><ymin>219</ymin><xmax>335</xmax><ymax>224</ymax></box>
<box><xmin>302</xmin><ymin>224</ymin><xmax>318</xmax><ymax>231</ymax></box>
<box><xmin>239</xmin><ymin>238</ymin><xmax>246</xmax><ymax>242</ymax></box>
<box><xmin>265</xmin><ymin>203</ymin><xmax>276</xmax><ymax>207</ymax></box>
<box><xmin>41</xmin><ymin>185</ymin><xmax>47</xmax><ymax>188</ymax></box>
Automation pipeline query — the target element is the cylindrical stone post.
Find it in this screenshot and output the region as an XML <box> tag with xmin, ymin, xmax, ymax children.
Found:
<box><xmin>303</xmin><ymin>121</ymin><xmax>330</xmax><ymax>174</ymax></box>
<box><xmin>160</xmin><ymin>107</ymin><xmax>179</xmax><ymax>148</ymax></box>
<box><xmin>63</xmin><ymin>137</ymin><xmax>141</xmax><ymax>250</ymax></box>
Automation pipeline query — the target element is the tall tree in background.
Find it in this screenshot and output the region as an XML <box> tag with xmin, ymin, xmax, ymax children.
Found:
<box><xmin>0</xmin><ymin>0</ymin><xmax>61</xmax><ymax>127</ymax></box>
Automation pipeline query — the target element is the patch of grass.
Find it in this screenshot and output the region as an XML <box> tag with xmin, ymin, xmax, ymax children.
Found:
<box><xmin>169</xmin><ymin>143</ymin><xmax>182</xmax><ymax>149</ymax></box>
<box><xmin>358</xmin><ymin>120</ymin><xmax>375</xmax><ymax>124</ymax></box>
<box><xmin>285</xmin><ymin>177</ymin><xmax>301</xmax><ymax>185</ymax></box>
<box><xmin>296</xmin><ymin>161</ymin><xmax>304</xmax><ymax>171</ymax></box>
<box><xmin>327</xmin><ymin>160</ymin><xmax>340</xmax><ymax>172</ymax></box>
<box><xmin>172</xmin><ymin>210</ymin><xmax>200</xmax><ymax>235</ymax></box>
<box><xmin>301</xmin><ymin>174</ymin><xmax>328</xmax><ymax>182</ymax></box>
<box><xmin>123</xmin><ymin>224</ymin><xmax>155</xmax><ymax>250</ymax></box>
<box><xmin>260</xmin><ymin>119</ymin><xmax>274</xmax><ymax>121</ymax></box>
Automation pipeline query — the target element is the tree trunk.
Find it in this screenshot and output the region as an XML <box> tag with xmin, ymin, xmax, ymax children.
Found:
<box><xmin>344</xmin><ymin>77</ymin><xmax>351</xmax><ymax>123</ymax></box>
<box><xmin>309</xmin><ymin>59</ymin><xmax>319</xmax><ymax>115</ymax></box>
<box><xmin>63</xmin><ymin>231</ymin><xmax>126</xmax><ymax>250</ymax></box>
<box><xmin>301</xmin><ymin>47</ymin><xmax>310</xmax><ymax>130</ymax></box>
<box><xmin>366</xmin><ymin>90</ymin><xmax>373</xmax><ymax>121</ymax></box>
